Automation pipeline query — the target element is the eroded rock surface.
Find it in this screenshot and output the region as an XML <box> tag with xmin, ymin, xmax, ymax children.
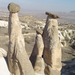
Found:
<box><xmin>7</xmin><ymin>3</ymin><xmax>35</xmax><ymax>75</ymax></box>
<box><xmin>30</xmin><ymin>29</ymin><xmax>45</xmax><ymax>75</ymax></box>
<box><xmin>42</xmin><ymin>12</ymin><xmax>62</xmax><ymax>75</ymax></box>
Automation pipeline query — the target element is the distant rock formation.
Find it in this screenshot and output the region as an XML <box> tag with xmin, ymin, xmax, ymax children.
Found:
<box><xmin>58</xmin><ymin>29</ymin><xmax>75</xmax><ymax>47</ymax></box>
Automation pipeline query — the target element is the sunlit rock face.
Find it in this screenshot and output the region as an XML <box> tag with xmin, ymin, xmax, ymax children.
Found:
<box><xmin>7</xmin><ymin>2</ymin><xmax>35</xmax><ymax>75</ymax></box>
<box><xmin>42</xmin><ymin>12</ymin><xmax>62</xmax><ymax>75</ymax></box>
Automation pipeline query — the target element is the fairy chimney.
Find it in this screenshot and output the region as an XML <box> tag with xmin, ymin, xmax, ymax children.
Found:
<box><xmin>7</xmin><ymin>2</ymin><xmax>35</xmax><ymax>75</ymax></box>
<box><xmin>30</xmin><ymin>29</ymin><xmax>45</xmax><ymax>75</ymax></box>
<box><xmin>42</xmin><ymin>12</ymin><xmax>62</xmax><ymax>75</ymax></box>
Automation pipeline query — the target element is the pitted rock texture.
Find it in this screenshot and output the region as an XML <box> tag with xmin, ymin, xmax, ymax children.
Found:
<box><xmin>42</xmin><ymin>15</ymin><xmax>61</xmax><ymax>75</ymax></box>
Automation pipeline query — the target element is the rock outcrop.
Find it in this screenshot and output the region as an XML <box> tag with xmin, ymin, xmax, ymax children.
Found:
<box><xmin>7</xmin><ymin>3</ymin><xmax>35</xmax><ymax>75</ymax></box>
<box><xmin>45</xmin><ymin>12</ymin><xmax>60</xmax><ymax>19</ymax></box>
<box><xmin>30</xmin><ymin>29</ymin><xmax>45</xmax><ymax>75</ymax></box>
<box><xmin>42</xmin><ymin>12</ymin><xmax>62</xmax><ymax>75</ymax></box>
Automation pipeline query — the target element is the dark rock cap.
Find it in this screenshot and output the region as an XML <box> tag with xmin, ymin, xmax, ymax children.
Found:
<box><xmin>45</xmin><ymin>12</ymin><xmax>60</xmax><ymax>19</ymax></box>
<box><xmin>8</xmin><ymin>2</ymin><xmax>21</xmax><ymax>13</ymax></box>
<box><xmin>36</xmin><ymin>28</ymin><xmax>43</xmax><ymax>35</ymax></box>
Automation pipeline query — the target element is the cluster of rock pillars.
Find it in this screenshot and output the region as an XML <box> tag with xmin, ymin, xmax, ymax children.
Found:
<box><xmin>0</xmin><ymin>2</ymin><xmax>62</xmax><ymax>75</ymax></box>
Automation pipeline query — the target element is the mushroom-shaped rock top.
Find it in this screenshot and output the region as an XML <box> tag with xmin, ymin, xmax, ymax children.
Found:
<box><xmin>45</xmin><ymin>12</ymin><xmax>60</xmax><ymax>19</ymax></box>
<box><xmin>8</xmin><ymin>2</ymin><xmax>21</xmax><ymax>13</ymax></box>
<box><xmin>36</xmin><ymin>28</ymin><xmax>43</xmax><ymax>35</ymax></box>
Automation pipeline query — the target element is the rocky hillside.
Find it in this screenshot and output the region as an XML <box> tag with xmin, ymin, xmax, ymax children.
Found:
<box><xmin>0</xmin><ymin>13</ymin><xmax>75</xmax><ymax>75</ymax></box>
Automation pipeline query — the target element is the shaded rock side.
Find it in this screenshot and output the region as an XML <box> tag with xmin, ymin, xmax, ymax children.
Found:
<box><xmin>42</xmin><ymin>16</ymin><xmax>62</xmax><ymax>75</ymax></box>
<box><xmin>8</xmin><ymin>13</ymin><xmax>35</xmax><ymax>75</ymax></box>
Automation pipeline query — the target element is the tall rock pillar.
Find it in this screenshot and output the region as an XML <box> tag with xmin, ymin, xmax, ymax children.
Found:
<box><xmin>30</xmin><ymin>29</ymin><xmax>45</xmax><ymax>75</ymax></box>
<box><xmin>7</xmin><ymin>2</ymin><xmax>35</xmax><ymax>75</ymax></box>
<box><xmin>42</xmin><ymin>12</ymin><xmax>62</xmax><ymax>75</ymax></box>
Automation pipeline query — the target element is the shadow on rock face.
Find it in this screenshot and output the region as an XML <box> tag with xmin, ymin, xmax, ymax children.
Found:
<box><xmin>29</xmin><ymin>42</ymin><xmax>38</xmax><ymax>68</ymax></box>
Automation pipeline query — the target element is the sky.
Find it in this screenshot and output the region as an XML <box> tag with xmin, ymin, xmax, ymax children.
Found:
<box><xmin>0</xmin><ymin>0</ymin><xmax>75</xmax><ymax>12</ymax></box>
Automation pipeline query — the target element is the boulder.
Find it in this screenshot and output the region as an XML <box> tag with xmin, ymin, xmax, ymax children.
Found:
<box><xmin>8</xmin><ymin>2</ymin><xmax>21</xmax><ymax>13</ymax></box>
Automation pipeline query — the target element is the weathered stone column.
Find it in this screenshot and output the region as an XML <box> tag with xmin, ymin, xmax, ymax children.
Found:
<box><xmin>7</xmin><ymin>2</ymin><xmax>35</xmax><ymax>75</ymax></box>
<box><xmin>42</xmin><ymin>12</ymin><xmax>62</xmax><ymax>75</ymax></box>
<box><xmin>30</xmin><ymin>29</ymin><xmax>45</xmax><ymax>75</ymax></box>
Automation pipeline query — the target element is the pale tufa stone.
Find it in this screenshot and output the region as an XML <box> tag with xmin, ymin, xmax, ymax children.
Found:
<box><xmin>42</xmin><ymin>15</ymin><xmax>62</xmax><ymax>75</ymax></box>
<box><xmin>7</xmin><ymin>12</ymin><xmax>35</xmax><ymax>75</ymax></box>
<box><xmin>30</xmin><ymin>33</ymin><xmax>45</xmax><ymax>75</ymax></box>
